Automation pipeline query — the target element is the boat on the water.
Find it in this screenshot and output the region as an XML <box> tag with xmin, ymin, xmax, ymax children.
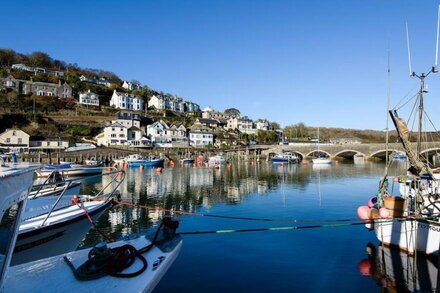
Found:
<box><xmin>271</xmin><ymin>153</ymin><xmax>299</xmax><ymax>164</ymax></box>
<box><xmin>84</xmin><ymin>158</ymin><xmax>105</xmax><ymax>166</ymax></box>
<box><xmin>35</xmin><ymin>163</ymin><xmax>103</xmax><ymax>178</ymax></box>
<box><xmin>114</xmin><ymin>154</ymin><xmax>165</xmax><ymax>168</ymax></box>
<box><xmin>357</xmin><ymin>24</ymin><xmax>440</xmax><ymax>256</ymax></box>
<box><xmin>13</xmin><ymin>168</ymin><xmax>124</xmax><ymax>265</ymax></box>
<box><xmin>0</xmin><ymin>162</ymin><xmax>183</xmax><ymax>293</ymax></box>
<box><xmin>180</xmin><ymin>158</ymin><xmax>195</xmax><ymax>164</ymax></box>
<box><xmin>208</xmin><ymin>155</ymin><xmax>226</xmax><ymax>165</ymax></box>
<box><xmin>312</xmin><ymin>128</ymin><xmax>331</xmax><ymax>164</ymax></box>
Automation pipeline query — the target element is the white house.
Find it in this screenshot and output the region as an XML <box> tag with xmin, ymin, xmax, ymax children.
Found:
<box><xmin>255</xmin><ymin>119</ymin><xmax>270</xmax><ymax>131</ymax></box>
<box><xmin>227</xmin><ymin>116</ymin><xmax>254</xmax><ymax>133</ymax></box>
<box><xmin>79</xmin><ymin>90</ymin><xmax>100</xmax><ymax>106</ymax></box>
<box><xmin>146</xmin><ymin>120</ymin><xmax>169</xmax><ymax>143</ymax></box>
<box><xmin>148</xmin><ymin>95</ymin><xmax>200</xmax><ymax>113</ymax></box>
<box><xmin>189</xmin><ymin>125</ymin><xmax>213</xmax><ymax>147</ymax></box>
<box><xmin>110</xmin><ymin>90</ymin><xmax>144</xmax><ymax>111</ymax></box>
<box><xmin>96</xmin><ymin>122</ymin><xmax>146</xmax><ymax>147</ymax></box>
<box><xmin>0</xmin><ymin>129</ymin><xmax>30</xmax><ymax>153</ymax></box>
<box><xmin>122</xmin><ymin>81</ymin><xmax>141</xmax><ymax>91</ymax></box>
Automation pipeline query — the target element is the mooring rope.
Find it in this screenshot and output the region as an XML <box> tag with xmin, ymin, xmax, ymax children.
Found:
<box><xmin>115</xmin><ymin>200</ymin><xmax>360</xmax><ymax>223</ymax></box>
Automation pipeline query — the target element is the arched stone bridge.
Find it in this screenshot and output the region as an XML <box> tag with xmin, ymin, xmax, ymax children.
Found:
<box><xmin>226</xmin><ymin>142</ymin><xmax>440</xmax><ymax>161</ymax></box>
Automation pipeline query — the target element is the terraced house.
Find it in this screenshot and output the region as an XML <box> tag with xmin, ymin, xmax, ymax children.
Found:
<box><xmin>0</xmin><ymin>75</ymin><xmax>72</xmax><ymax>98</ymax></box>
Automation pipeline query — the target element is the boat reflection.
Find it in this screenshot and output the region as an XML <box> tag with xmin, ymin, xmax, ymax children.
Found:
<box><xmin>359</xmin><ymin>242</ymin><xmax>439</xmax><ymax>292</ymax></box>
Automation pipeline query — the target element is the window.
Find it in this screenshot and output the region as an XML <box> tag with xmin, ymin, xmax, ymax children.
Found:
<box><xmin>112</xmin><ymin>128</ymin><xmax>115</xmax><ymax>132</ymax></box>
<box><xmin>18</xmin><ymin>138</ymin><xmax>22</xmax><ymax>144</ymax></box>
<box><xmin>111</xmin><ymin>134</ymin><xmax>116</xmax><ymax>138</ymax></box>
<box><xmin>6</xmin><ymin>138</ymin><xmax>10</xmax><ymax>143</ymax></box>
<box><xmin>12</xmin><ymin>131</ymin><xmax>16</xmax><ymax>136</ymax></box>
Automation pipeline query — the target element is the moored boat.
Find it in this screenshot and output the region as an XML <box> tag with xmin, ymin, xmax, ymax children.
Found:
<box><xmin>35</xmin><ymin>163</ymin><xmax>103</xmax><ymax>178</ymax></box>
<box><xmin>12</xmin><ymin>168</ymin><xmax>124</xmax><ymax>265</ymax></box>
<box><xmin>208</xmin><ymin>155</ymin><xmax>226</xmax><ymax>165</ymax></box>
<box><xmin>271</xmin><ymin>153</ymin><xmax>299</xmax><ymax>164</ymax></box>
<box><xmin>0</xmin><ymin>162</ymin><xmax>183</xmax><ymax>292</ymax></box>
<box><xmin>357</xmin><ymin>25</ymin><xmax>440</xmax><ymax>255</ymax></box>
<box><xmin>180</xmin><ymin>158</ymin><xmax>195</xmax><ymax>164</ymax></box>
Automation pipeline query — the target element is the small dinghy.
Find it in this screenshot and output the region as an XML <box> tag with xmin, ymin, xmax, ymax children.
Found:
<box><xmin>12</xmin><ymin>168</ymin><xmax>125</xmax><ymax>265</ymax></box>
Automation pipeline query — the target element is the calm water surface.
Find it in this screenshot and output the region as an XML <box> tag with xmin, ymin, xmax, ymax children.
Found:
<box><xmin>77</xmin><ymin>160</ymin><xmax>426</xmax><ymax>292</ymax></box>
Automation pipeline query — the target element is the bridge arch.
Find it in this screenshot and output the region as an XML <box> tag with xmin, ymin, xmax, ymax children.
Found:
<box><xmin>369</xmin><ymin>149</ymin><xmax>401</xmax><ymax>160</ymax></box>
<box><xmin>334</xmin><ymin>150</ymin><xmax>366</xmax><ymax>160</ymax></box>
<box><xmin>306</xmin><ymin>150</ymin><xmax>332</xmax><ymax>158</ymax></box>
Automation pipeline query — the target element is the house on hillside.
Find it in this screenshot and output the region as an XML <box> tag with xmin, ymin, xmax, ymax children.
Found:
<box><xmin>122</xmin><ymin>81</ymin><xmax>141</xmax><ymax>91</ymax></box>
<box><xmin>0</xmin><ymin>129</ymin><xmax>30</xmax><ymax>153</ymax></box>
<box><xmin>79</xmin><ymin>90</ymin><xmax>100</xmax><ymax>106</ymax></box>
<box><xmin>12</xmin><ymin>64</ymin><xmax>64</xmax><ymax>77</ymax></box>
<box><xmin>95</xmin><ymin>112</ymin><xmax>149</xmax><ymax>147</ymax></box>
<box><xmin>80</xmin><ymin>75</ymin><xmax>113</xmax><ymax>87</ymax></box>
<box><xmin>0</xmin><ymin>75</ymin><xmax>72</xmax><ymax>98</ymax></box>
<box><xmin>226</xmin><ymin>116</ymin><xmax>254</xmax><ymax>134</ymax></box>
<box><xmin>189</xmin><ymin>124</ymin><xmax>213</xmax><ymax>147</ymax></box>
<box><xmin>110</xmin><ymin>90</ymin><xmax>144</xmax><ymax>111</ymax></box>
<box><xmin>148</xmin><ymin>95</ymin><xmax>200</xmax><ymax>113</ymax></box>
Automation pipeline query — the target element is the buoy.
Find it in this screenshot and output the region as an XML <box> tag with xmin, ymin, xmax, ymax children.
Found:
<box><xmin>139</xmin><ymin>165</ymin><xmax>144</xmax><ymax>170</ymax></box>
<box><xmin>364</xmin><ymin>222</ymin><xmax>373</xmax><ymax>229</ymax></box>
<box><xmin>118</xmin><ymin>171</ymin><xmax>124</xmax><ymax>176</ymax></box>
<box><xmin>358</xmin><ymin>259</ymin><xmax>372</xmax><ymax>276</ymax></box>
<box><xmin>393</xmin><ymin>177</ymin><xmax>399</xmax><ymax>182</ymax></box>
<box><xmin>367</xmin><ymin>197</ymin><xmax>377</xmax><ymax>208</ymax></box>
<box><xmin>156</xmin><ymin>167</ymin><xmax>162</xmax><ymax>173</ymax></box>
<box><xmin>357</xmin><ymin>206</ymin><xmax>370</xmax><ymax>220</ymax></box>
<box><xmin>379</xmin><ymin>207</ymin><xmax>390</xmax><ymax>218</ymax></box>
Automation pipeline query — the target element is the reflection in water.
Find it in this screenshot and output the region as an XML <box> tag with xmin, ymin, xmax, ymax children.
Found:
<box><xmin>79</xmin><ymin>162</ymin><xmax>407</xmax><ymax>248</ymax></box>
<box><xmin>359</xmin><ymin>242</ymin><xmax>439</xmax><ymax>292</ymax></box>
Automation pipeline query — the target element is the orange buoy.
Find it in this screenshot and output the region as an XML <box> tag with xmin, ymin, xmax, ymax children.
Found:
<box><xmin>358</xmin><ymin>259</ymin><xmax>372</xmax><ymax>276</ymax></box>
<box><xmin>139</xmin><ymin>165</ymin><xmax>144</xmax><ymax>170</ymax></box>
<box><xmin>156</xmin><ymin>167</ymin><xmax>162</xmax><ymax>173</ymax></box>
<box><xmin>357</xmin><ymin>206</ymin><xmax>370</xmax><ymax>220</ymax></box>
<box><xmin>379</xmin><ymin>207</ymin><xmax>390</xmax><ymax>218</ymax></box>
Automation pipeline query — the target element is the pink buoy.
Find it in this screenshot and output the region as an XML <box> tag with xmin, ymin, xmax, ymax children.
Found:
<box><xmin>379</xmin><ymin>207</ymin><xmax>390</xmax><ymax>218</ymax></box>
<box><xmin>357</xmin><ymin>206</ymin><xmax>370</xmax><ymax>220</ymax></box>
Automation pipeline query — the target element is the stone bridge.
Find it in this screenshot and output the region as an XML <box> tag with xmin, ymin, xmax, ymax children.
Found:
<box><xmin>226</xmin><ymin>142</ymin><xmax>440</xmax><ymax>161</ymax></box>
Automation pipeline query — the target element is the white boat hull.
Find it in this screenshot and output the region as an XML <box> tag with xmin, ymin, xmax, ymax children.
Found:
<box><xmin>36</xmin><ymin>167</ymin><xmax>103</xmax><ymax>178</ymax></box>
<box><xmin>12</xmin><ymin>199</ymin><xmax>111</xmax><ymax>265</ymax></box>
<box><xmin>374</xmin><ymin>218</ymin><xmax>440</xmax><ymax>255</ymax></box>
<box><xmin>6</xmin><ymin>235</ymin><xmax>183</xmax><ymax>293</ymax></box>
<box><xmin>312</xmin><ymin>158</ymin><xmax>332</xmax><ymax>164</ymax></box>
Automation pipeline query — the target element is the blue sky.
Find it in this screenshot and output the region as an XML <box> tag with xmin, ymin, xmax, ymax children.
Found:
<box><xmin>2</xmin><ymin>0</ymin><xmax>440</xmax><ymax>130</ymax></box>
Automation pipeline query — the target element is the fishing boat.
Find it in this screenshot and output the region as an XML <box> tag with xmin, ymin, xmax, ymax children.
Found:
<box><xmin>271</xmin><ymin>153</ymin><xmax>299</xmax><ymax>163</ymax></box>
<box><xmin>0</xmin><ymin>162</ymin><xmax>183</xmax><ymax>293</ymax></box>
<box><xmin>357</xmin><ymin>18</ymin><xmax>440</xmax><ymax>255</ymax></box>
<box><xmin>114</xmin><ymin>154</ymin><xmax>165</xmax><ymax>168</ymax></box>
<box><xmin>35</xmin><ymin>163</ymin><xmax>103</xmax><ymax>178</ymax></box>
<box><xmin>208</xmin><ymin>155</ymin><xmax>226</xmax><ymax>165</ymax></box>
<box><xmin>12</xmin><ymin>168</ymin><xmax>124</xmax><ymax>265</ymax></box>
<box><xmin>84</xmin><ymin>158</ymin><xmax>105</xmax><ymax>166</ymax></box>
<box><xmin>312</xmin><ymin>128</ymin><xmax>331</xmax><ymax>164</ymax></box>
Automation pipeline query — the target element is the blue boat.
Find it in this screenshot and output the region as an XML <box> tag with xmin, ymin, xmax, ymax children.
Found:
<box><xmin>128</xmin><ymin>158</ymin><xmax>165</xmax><ymax>168</ymax></box>
<box><xmin>180</xmin><ymin>158</ymin><xmax>195</xmax><ymax>164</ymax></box>
<box><xmin>271</xmin><ymin>153</ymin><xmax>299</xmax><ymax>164</ymax></box>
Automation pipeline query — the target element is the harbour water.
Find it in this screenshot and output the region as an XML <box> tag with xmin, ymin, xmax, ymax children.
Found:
<box><xmin>75</xmin><ymin>160</ymin><xmax>431</xmax><ymax>292</ymax></box>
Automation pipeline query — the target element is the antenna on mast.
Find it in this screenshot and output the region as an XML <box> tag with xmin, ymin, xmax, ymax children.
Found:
<box><xmin>406</xmin><ymin>22</ymin><xmax>415</xmax><ymax>76</ymax></box>
<box><xmin>434</xmin><ymin>5</ymin><xmax>440</xmax><ymax>71</ymax></box>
